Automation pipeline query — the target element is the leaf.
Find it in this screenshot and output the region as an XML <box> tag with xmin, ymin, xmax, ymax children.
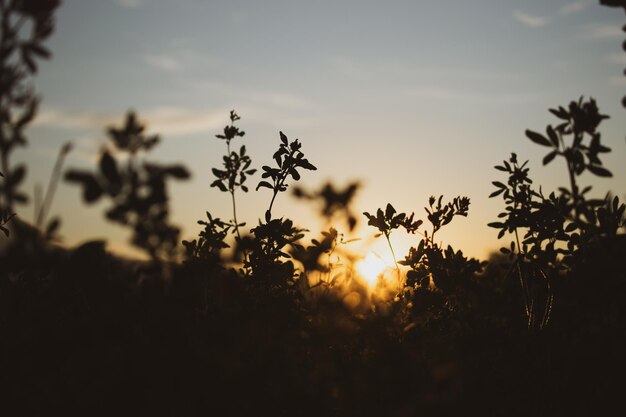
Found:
<box><xmin>549</xmin><ymin>106</ymin><xmax>569</xmax><ymax>120</ymax></box>
<box><xmin>492</xmin><ymin>181</ymin><xmax>506</xmax><ymax>189</ymax></box>
<box><xmin>46</xmin><ymin>217</ymin><xmax>61</xmax><ymax>237</ymax></box>
<box><xmin>299</xmin><ymin>159</ymin><xmax>317</xmax><ymax>170</ymax></box>
<box><xmin>28</xmin><ymin>43</ymin><xmax>51</xmax><ymax>59</ymax></box>
<box><xmin>385</xmin><ymin>203</ymin><xmax>396</xmax><ymax>219</ymax></box>
<box><xmin>165</xmin><ymin>165</ymin><xmax>190</xmax><ymax>179</ymax></box>
<box><xmin>525</xmin><ymin>129</ymin><xmax>552</xmax><ymax>147</ymax></box>
<box><xmin>542</xmin><ymin>150</ymin><xmax>558</xmax><ymax>166</ymax></box>
<box><xmin>8</xmin><ymin>165</ymin><xmax>26</xmax><ymax>187</ymax></box>
<box><xmin>99</xmin><ymin>151</ymin><xmax>120</xmax><ymax>184</ymax></box>
<box><xmin>280</xmin><ymin>131</ymin><xmax>288</xmax><ymax>145</ymax></box>
<box><xmin>256</xmin><ymin>181</ymin><xmax>272</xmax><ymax>191</ymax></box>
<box><xmin>488</xmin><ymin>222</ymin><xmax>504</xmax><ymax>228</ymax></box>
<box><xmin>546</xmin><ymin>125</ymin><xmax>559</xmax><ymax>147</ymax></box>
<box><xmin>20</xmin><ymin>47</ymin><xmax>37</xmax><ymax>73</ymax></box>
<box><xmin>489</xmin><ymin>189</ymin><xmax>504</xmax><ymax>198</ymax></box>
<box><xmin>210</xmin><ymin>180</ymin><xmax>227</xmax><ymax>192</ymax></box>
<box><xmin>265</xmin><ymin>210</ymin><xmax>271</xmax><ymax>222</ymax></box>
<box><xmin>587</xmin><ymin>165</ymin><xmax>612</xmax><ymax>178</ymax></box>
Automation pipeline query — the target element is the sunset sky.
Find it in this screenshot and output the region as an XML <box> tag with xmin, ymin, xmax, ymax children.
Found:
<box><xmin>20</xmin><ymin>0</ymin><xmax>626</xmax><ymax>261</ymax></box>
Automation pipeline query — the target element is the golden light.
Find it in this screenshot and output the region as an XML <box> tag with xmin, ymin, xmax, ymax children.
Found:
<box><xmin>355</xmin><ymin>251</ymin><xmax>393</xmax><ymax>289</ymax></box>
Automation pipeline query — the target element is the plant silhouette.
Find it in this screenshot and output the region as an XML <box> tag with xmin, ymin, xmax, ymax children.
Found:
<box><xmin>257</xmin><ymin>131</ymin><xmax>317</xmax><ymax>222</ymax></box>
<box><xmin>0</xmin><ymin>0</ymin><xmax>60</xmax><ymax>234</ymax></box>
<box><xmin>210</xmin><ymin>110</ymin><xmax>255</xmax><ymax>240</ymax></box>
<box><xmin>489</xmin><ymin>98</ymin><xmax>625</xmax><ymax>329</ymax></box>
<box><xmin>2</xmin><ymin>2</ymin><xmax>626</xmax><ymax>416</ymax></box>
<box><xmin>65</xmin><ymin>112</ymin><xmax>190</xmax><ymax>262</ymax></box>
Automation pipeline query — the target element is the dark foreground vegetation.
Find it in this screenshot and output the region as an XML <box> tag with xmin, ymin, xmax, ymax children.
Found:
<box><xmin>1</xmin><ymin>1</ymin><xmax>626</xmax><ymax>416</ymax></box>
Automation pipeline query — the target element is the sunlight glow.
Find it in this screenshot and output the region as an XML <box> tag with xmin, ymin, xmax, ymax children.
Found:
<box><xmin>355</xmin><ymin>252</ymin><xmax>393</xmax><ymax>288</ymax></box>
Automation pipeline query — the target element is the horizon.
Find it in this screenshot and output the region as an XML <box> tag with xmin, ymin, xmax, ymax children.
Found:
<box><xmin>16</xmin><ymin>0</ymin><xmax>626</xmax><ymax>261</ymax></box>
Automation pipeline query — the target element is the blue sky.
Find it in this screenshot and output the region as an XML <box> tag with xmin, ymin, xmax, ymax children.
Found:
<box><xmin>20</xmin><ymin>0</ymin><xmax>626</xmax><ymax>260</ymax></box>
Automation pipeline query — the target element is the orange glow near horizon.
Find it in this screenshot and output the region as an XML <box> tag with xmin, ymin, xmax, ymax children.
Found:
<box><xmin>355</xmin><ymin>251</ymin><xmax>395</xmax><ymax>289</ymax></box>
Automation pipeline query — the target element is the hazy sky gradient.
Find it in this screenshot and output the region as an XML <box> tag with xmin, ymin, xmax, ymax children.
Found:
<box><xmin>20</xmin><ymin>0</ymin><xmax>626</xmax><ymax>260</ymax></box>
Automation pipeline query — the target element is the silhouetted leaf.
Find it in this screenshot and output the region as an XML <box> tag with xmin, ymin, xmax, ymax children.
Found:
<box><xmin>526</xmin><ymin>129</ymin><xmax>552</xmax><ymax>147</ymax></box>
<box><xmin>542</xmin><ymin>151</ymin><xmax>557</xmax><ymax>166</ymax></box>
<box><xmin>165</xmin><ymin>165</ymin><xmax>190</xmax><ymax>179</ymax></box>
<box><xmin>546</xmin><ymin>125</ymin><xmax>559</xmax><ymax>147</ymax></box>
<box><xmin>587</xmin><ymin>164</ymin><xmax>612</xmax><ymax>177</ymax></box>
<box><xmin>100</xmin><ymin>151</ymin><xmax>120</xmax><ymax>184</ymax></box>
<box><xmin>256</xmin><ymin>181</ymin><xmax>272</xmax><ymax>190</ymax></box>
<box><xmin>46</xmin><ymin>217</ymin><xmax>60</xmax><ymax>236</ymax></box>
<box><xmin>8</xmin><ymin>165</ymin><xmax>26</xmax><ymax>186</ymax></box>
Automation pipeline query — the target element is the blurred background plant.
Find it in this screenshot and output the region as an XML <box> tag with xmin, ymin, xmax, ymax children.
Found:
<box><xmin>65</xmin><ymin>112</ymin><xmax>190</xmax><ymax>263</ymax></box>
<box><xmin>0</xmin><ymin>0</ymin><xmax>60</xmax><ymax>235</ymax></box>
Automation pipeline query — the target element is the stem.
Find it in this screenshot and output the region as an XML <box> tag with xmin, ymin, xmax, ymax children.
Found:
<box><xmin>384</xmin><ymin>231</ymin><xmax>399</xmax><ymax>273</ymax></box>
<box><xmin>514</xmin><ymin>228</ymin><xmax>532</xmax><ymax>327</ymax></box>
<box><xmin>230</xmin><ymin>190</ymin><xmax>241</xmax><ymax>240</ymax></box>
<box><xmin>566</xmin><ymin>154</ymin><xmax>580</xmax><ymax>220</ymax></box>
<box><xmin>36</xmin><ymin>144</ymin><xmax>69</xmax><ymax>228</ymax></box>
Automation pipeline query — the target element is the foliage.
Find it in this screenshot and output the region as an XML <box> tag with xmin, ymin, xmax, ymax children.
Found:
<box><xmin>0</xmin><ymin>0</ymin><xmax>60</xmax><ymax>232</ymax></box>
<box><xmin>489</xmin><ymin>98</ymin><xmax>625</xmax><ymax>329</ymax></box>
<box><xmin>65</xmin><ymin>112</ymin><xmax>190</xmax><ymax>261</ymax></box>
<box><xmin>2</xmin><ymin>2</ymin><xmax>626</xmax><ymax>415</ymax></box>
<box><xmin>181</xmin><ymin>212</ymin><xmax>232</xmax><ymax>266</ymax></box>
<box><xmin>363</xmin><ymin>203</ymin><xmax>422</xmax><ymax>270</ymax></box>
<box><xmin>257</xmin><ymin>131</ymin><xmax>317</xmax><ymax>221</ymax></box>
<box><xmin>293</xmin><ymin>181</ymin><xmax>361</xmax><ymax>231</ymax></box>
<box><xmin>210</xmin><ymin>110</ymin><xmax>255</xmax><ymax>239</ymax></box>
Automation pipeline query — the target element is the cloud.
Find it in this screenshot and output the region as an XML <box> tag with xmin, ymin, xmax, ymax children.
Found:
<box><xmin>582</xmin><ymin>24</ymin><xmax>624</xmax><ymax>39</ymax></box>
<box><xmin>559</xmin><ymin>1</ymin><xmax>592</xmax><ymax>15</ymax></box>
<box><xmin>143</xmin><ymin>107</ymin><xmax>226</xmax><ymax>136</ymax></box>
<box><xmin>144</xmin><ymin>54</ymin><xmax>182</xmax><ymax>72</ymax></box>
<box><xmin>606</xmin><ymin>52</ymin><xmax>626</xmax><ymax>65</ymax></box>
<box><xmin>406</xmin><ymin>86</ymin><xmax>540</xmax><ymax>105</ymax></box>
<box><xmin>34</xmin><ymin>107</ymin><xmax>229</xmax><ymax>137</ymax></box>
<box><xmin>34</xmin><ymin>109</ymin><xmax>110</xmax><ymax>130</ymax></box>
<box><xmin>327</xmin><ymin>56</ymin><xmax>370</xmax><ymax>79</ymax></box>
<box><xmin>143</xmin><ymin>47</ymin><xmax>221</xmax><ymax>73</ymax></box>
<box><xmin>513</xmin><ymin>10</ymin><xmax>550</xmax><ymax>28</ymax></box>
<box><xmin>115</xmin><ymin>0</ymin><xmax>143</xmax><ymax>9</ymax></box>
<box><xmin>608</xmin><ymin>75</ymin><xmax>626</xmax><ymax>86</ymax></box>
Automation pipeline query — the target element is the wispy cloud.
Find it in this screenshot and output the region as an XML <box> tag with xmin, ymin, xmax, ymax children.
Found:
<box><xmin>143</xmin><ymin>107</ymin><xmax>226</xmax><ymax>136</ymax></box>
<box><xmin>327</xmin><ymin>56</ymin><xmax>370</xmax><ymax>80</ymax></box>
<box><xmin>144</xmin><ymin>54</ymin><xmax>182</xmax><ymax>72</ymax></box>
<box><xmin>406</xmin><ymin>86</ymin><xmax>540</xmax><ymax>105</ymax></box>
<box><xmin>143</xmin><ymin>47</ymin><xmax>220</xmax><ymax>73</ymax></box>
<box><xmin>34</xmin><ymin>109</ymin><xmax>110</xmax><ymax>130</ymax></box>
<box><xmin>513</xmin><ymin>10</ymin><xmax>550</xmax><ymax>28</ymax></box>
<box><xmin>559</xmin><ymin>1</ymin><xmax>592</xmax><ymax>15</ymax></box>
<box><xmin>606</xmin><ymin>52</ymin><xmax>626</xmax><ymax>65</ymax></box>
<box><xmin>608</xmin><ymin>75</ymin><xmax>626</xmax><ymax>86</ymax></box>
<box><xmin>34</xmin><ymin>107</ymin><xmax>228</xmax><ymax>137</ymax></box>
<box><xmin>115</xmin><ymin>0</ymin><xmax>143</xmax><ymax>9</ymax></box>
<box><xmin>582</xmin><ymin>23</ymin><xmax>624</xmax><ymax>40</ymax></box>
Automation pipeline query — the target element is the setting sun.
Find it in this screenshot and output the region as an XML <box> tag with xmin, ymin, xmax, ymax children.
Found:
<box><xmin>355</xmin><ymin>252</ymin><xmax>393</xmax><ymax>288</ymax></box>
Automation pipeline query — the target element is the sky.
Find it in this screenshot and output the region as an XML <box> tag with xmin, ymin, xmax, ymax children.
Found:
<box><xmin>18</xmin><ymin>0</ymin><xmax>626</xmax><ymax>261</ymax></box>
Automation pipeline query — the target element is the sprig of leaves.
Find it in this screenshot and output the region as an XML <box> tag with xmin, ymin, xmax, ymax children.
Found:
<box><xmin>210</xmin><ymin>111</ymin><xmax>256</xmax><ymax>239</ymax></box>
<box><xmin>257</xmin><ymin>131</ymin><xmax>316</xmax><ymax>222</ymax></box>
<box><xmin>0</xmin><ymin>0</ymin><xmax>60</xmax><ymax>216</ymax></box>
<box><xmin>364</xmin><ymin>203</ymin><xmax>422</xmax><ymax>272</ymax></box>
<box><xmin>65</xmin><ymin>111</ymin><xmax>190</xmax><ymax>261</ymax></box>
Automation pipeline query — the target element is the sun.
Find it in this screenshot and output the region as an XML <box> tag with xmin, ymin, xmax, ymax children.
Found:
<box><xmin>355</xmin><ymin>252</ymin><xmax>393</xmax><ymax>288</ymax></box>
